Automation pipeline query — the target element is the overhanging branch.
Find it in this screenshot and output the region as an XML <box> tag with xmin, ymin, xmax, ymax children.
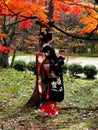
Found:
<box><xmin>36</xmin><ymin>20</ymin><xmax>98</xmax><ymax>41</ymax></box>
<box><xmin>52</xmin><ymin>24</ymin><xmax>98</xmax><ymax>41</ymax></box>
<box><xmin>5</xmin><ymin>16</ymin><xmax>37</xmax><ymax>27</ymax></box>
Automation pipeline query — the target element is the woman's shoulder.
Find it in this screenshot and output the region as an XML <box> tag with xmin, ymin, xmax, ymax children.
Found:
<box><xmin>41</xmin><ymin>45</ymin><xmax>54</xmax><ymax>52</ymax></box>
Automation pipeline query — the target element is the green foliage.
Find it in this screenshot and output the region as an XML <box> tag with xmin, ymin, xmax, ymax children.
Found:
<box><xmin>0</xmin><ymin>68</ymin><xmax>35</xmax><ymax>105</ymax></box>
<box><xmin>68</xmin><ymin>63</ymin><xmax>83</xmax><ymax>76</ymax></box>
<box><xmin>0</xmin><ymin>68</ymin><xmax>98</xmax><ymax>129</ymax></box>
<box><xmin>13</xmin><ymin>60</ymin><xmax>27</xmax><ymax>71</ymax></box>
<box><xmin>83</xmin><ymin>65</ymin><xmax>98</xmax><ymax>79</ymax></box>
<box><xmin>63</xmin><ymin>76</ymin><xmax>98</xmax><ymax>109</ymax></box>
<box><xmin>62</xmin><ymin>64</ymin><xmax>67</xmax><ymax>74</ymax></box>
<box><xmin>27</xmin><ymin>61</ymin><xmax>36</xmax><ymax>74</ymax></box>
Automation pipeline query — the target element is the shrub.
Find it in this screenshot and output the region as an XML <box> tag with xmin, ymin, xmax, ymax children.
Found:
<box><xmin>62</xmin><ymin>64</ymin><xmax>67</xmax><ymax>74</ymax></box>
<box><xmin>27</xmin><ymin>61</ymin><xmax>36</xmax><ymax>74</ymax></box>
<box><xmin>83</xmin><ymin>65</ymin><xmax>97</xmax><ymax>79</ymax></box>
<box><xmin>68</xmin><ymin>63</ymin><xmax>83</xmax><ymax>76</ymax></box>
<box><xmin>13</xmin><ymin>60</ymin><xmax>27</xmax><ymax>71</ymax></box>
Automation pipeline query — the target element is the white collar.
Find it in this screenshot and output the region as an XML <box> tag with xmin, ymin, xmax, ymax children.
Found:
<box><xmin>43</xmin><ymin>40</ymin><xmax>52</xmax><ymax>48</ymax></box>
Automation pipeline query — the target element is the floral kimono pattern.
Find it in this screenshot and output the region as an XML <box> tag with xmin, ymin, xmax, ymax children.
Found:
<box><xmin>36</xmin><ymin>45</ymin><xmax>64</xmax><ymax>116</ymax></box>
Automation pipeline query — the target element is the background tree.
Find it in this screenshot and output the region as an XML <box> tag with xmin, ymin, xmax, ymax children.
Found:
<box><xmin>0</xmin><ymin>0</ymin><xmax>47</xmax><ymax>67</ymax></box>
<box><xmin>0</xmin><ymin>0</ymin><xmax>98</xmax><ymax>68</ymax></box>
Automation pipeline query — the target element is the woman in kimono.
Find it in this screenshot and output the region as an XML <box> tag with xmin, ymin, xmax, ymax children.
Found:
<box><xmin>37</xmin><ymin>28</ymin><xmax>64</xmax><ymax>117</ymax></box>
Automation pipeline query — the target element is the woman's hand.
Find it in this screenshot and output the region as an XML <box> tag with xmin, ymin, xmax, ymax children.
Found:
<box><xmin>45</xmin><ymin>51</ymin><xmax>50</xmax><ymax>57</ymax></box>
<box><xmin>50</xmin><ymin>71</ymin><xmax>55</xmax><ymax>78</ymax></box>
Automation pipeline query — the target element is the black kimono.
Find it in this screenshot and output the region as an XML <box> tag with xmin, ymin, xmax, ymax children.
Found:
<box><xmin>40</xmin><ymin>45</ymin><xmax>64</xmax><ymax>102</ymax></box>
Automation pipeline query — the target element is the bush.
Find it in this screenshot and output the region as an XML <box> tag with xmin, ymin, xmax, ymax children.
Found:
<box><xmin>83</xmin><ymin>65</ymin><xmax>97</xmax><ymax>79</ymax></box>
<box><xmin>68</xmin><ymin>63</ymin><xmax>83</xmax><ymax>76</ymax></box>
<box><xmin>13</xmin><ymin>60</ymin><xmax>27</xmax><ymax>71</ymax></box>
<box><xmin>62</xmin><ymin>64</ymin><xmax>67</xmax><ymax>74</ymax></box>
<box><xmin>27</xmin><ymin>61</ymin><xmax>36</xmax><ymax>74</ymax></box>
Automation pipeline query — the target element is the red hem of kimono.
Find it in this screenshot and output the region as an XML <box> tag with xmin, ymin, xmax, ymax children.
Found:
<box><xmin>38</xmin><ymin>100</ymin><xmax>58</xmax><ymax>115</ymax></box>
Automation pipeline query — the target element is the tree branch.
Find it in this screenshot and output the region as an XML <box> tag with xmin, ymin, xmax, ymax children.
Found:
<box><xmin>5</xmin><ymin>16</ymin><xmax>37</xmax><ymax>27</ymax></box>
<box><xmin>52</xmin><ymin>23</ymin><xmax>98</xmax><ymax>41</ymax></box>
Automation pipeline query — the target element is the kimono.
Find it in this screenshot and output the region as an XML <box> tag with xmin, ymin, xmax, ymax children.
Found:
<box><xmin>37</xmin><ymin>44</ymin><xmax>64</xmax><ymax>117</ymax></box>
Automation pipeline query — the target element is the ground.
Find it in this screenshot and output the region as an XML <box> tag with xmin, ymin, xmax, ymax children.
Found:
<box><xmin>0</xmin><ymin>67</ymin><xmax>98</xmax><ymax>130</ymax></box>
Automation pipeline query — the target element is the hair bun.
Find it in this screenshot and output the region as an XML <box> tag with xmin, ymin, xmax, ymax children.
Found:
<box><xmin>39</xmin><ymin>30</ymin><xmax>53</xmax><ymax>43</ymax></box>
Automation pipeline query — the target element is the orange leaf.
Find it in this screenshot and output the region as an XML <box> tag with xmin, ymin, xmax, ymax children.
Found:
<box><xmin>0</xmin><ymin>33</ymin><xmax>7</xmax><ymax>38</ymax></box>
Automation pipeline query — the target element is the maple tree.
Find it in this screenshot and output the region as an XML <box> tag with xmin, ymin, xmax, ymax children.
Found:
<box><xmin>0</xmin><ymin>0</ymin><xmax>98</xmax><ymax>67</ymax></box>
<box><xmin>0</xmin><ymin>0</ymin><xmax>47</xmax><ymax>67</ymax></box>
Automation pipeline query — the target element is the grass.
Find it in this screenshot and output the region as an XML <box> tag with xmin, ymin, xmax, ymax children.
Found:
<box><xmin>9</xmin><ymin>50</ymin><xmax>36</xmax><ymax>56</ymax></box>
<box><xmin>0</xmin><ymin>68</ymin><xmax>98</xmax><ymax>130</ymax></box>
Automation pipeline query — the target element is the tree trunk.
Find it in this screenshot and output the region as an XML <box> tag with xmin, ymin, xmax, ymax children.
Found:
<box><xmin>10</xmin><ymin>49</ymin><xmax>16</xmax><ymax>67</ymax></box>
<box><xmin>46</xmin><ymin>0</ymin><xmax>54</xmax><ymax>19</ymax></box>
<box><xmin>0</xmin><ymin>52</ymin><xmax>9</xmax><ymax>68</ymax></box>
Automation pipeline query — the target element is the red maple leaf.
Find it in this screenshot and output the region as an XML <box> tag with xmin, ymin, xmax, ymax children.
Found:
<box><xmin>8</xmin><ymin>45</ymin><xmax>16</xmax><ymax>50</ymax></box>
<box><xmin>71</xmin><ymin>6</ymin><xmax>81</xmax><ymax>14</ymax></box>
<box><xmin>18</xmin><ymin>20</ymin><xmax>33</xmax><ymax>30</ymax></box>
<box><xmin>61</xmin><ymin>5</ymin><xmax>70</xmax><ymax>12</ymax></box>
<box><xmin>0</xmin><ymin>21</ymin><xmax>2</xmax><ymax>25</ymax></box>
<box><xmin>0</xmin><ymin>44</ymin><xmax>15</xmax><ymax>54</ymax></box>
<box><xmin>0</xmin><ymin>44</ymin><xmax>9</xmax><ymax>54</ymax></box>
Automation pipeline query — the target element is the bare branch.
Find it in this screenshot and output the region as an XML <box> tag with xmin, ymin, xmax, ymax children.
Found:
<box><xmin>5</xmin><ymin>16</ymin><xmax>37</xmax><ymax>27</ymax></box>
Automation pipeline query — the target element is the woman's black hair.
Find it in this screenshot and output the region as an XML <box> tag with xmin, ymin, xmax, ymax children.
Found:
<box><xmin>39</xmin><ymin>28</ymin><xmax>53</xmax><ymax>43</ymax></box>
<box><xmin>39</xmin><ymin>32</ymin><xmax>46</xmax><ymax>43</ymax></box>
<box><xmin>45</xmin><ymin>31</ymin><xmax>52</xmax><ymax>42</ymax></box>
